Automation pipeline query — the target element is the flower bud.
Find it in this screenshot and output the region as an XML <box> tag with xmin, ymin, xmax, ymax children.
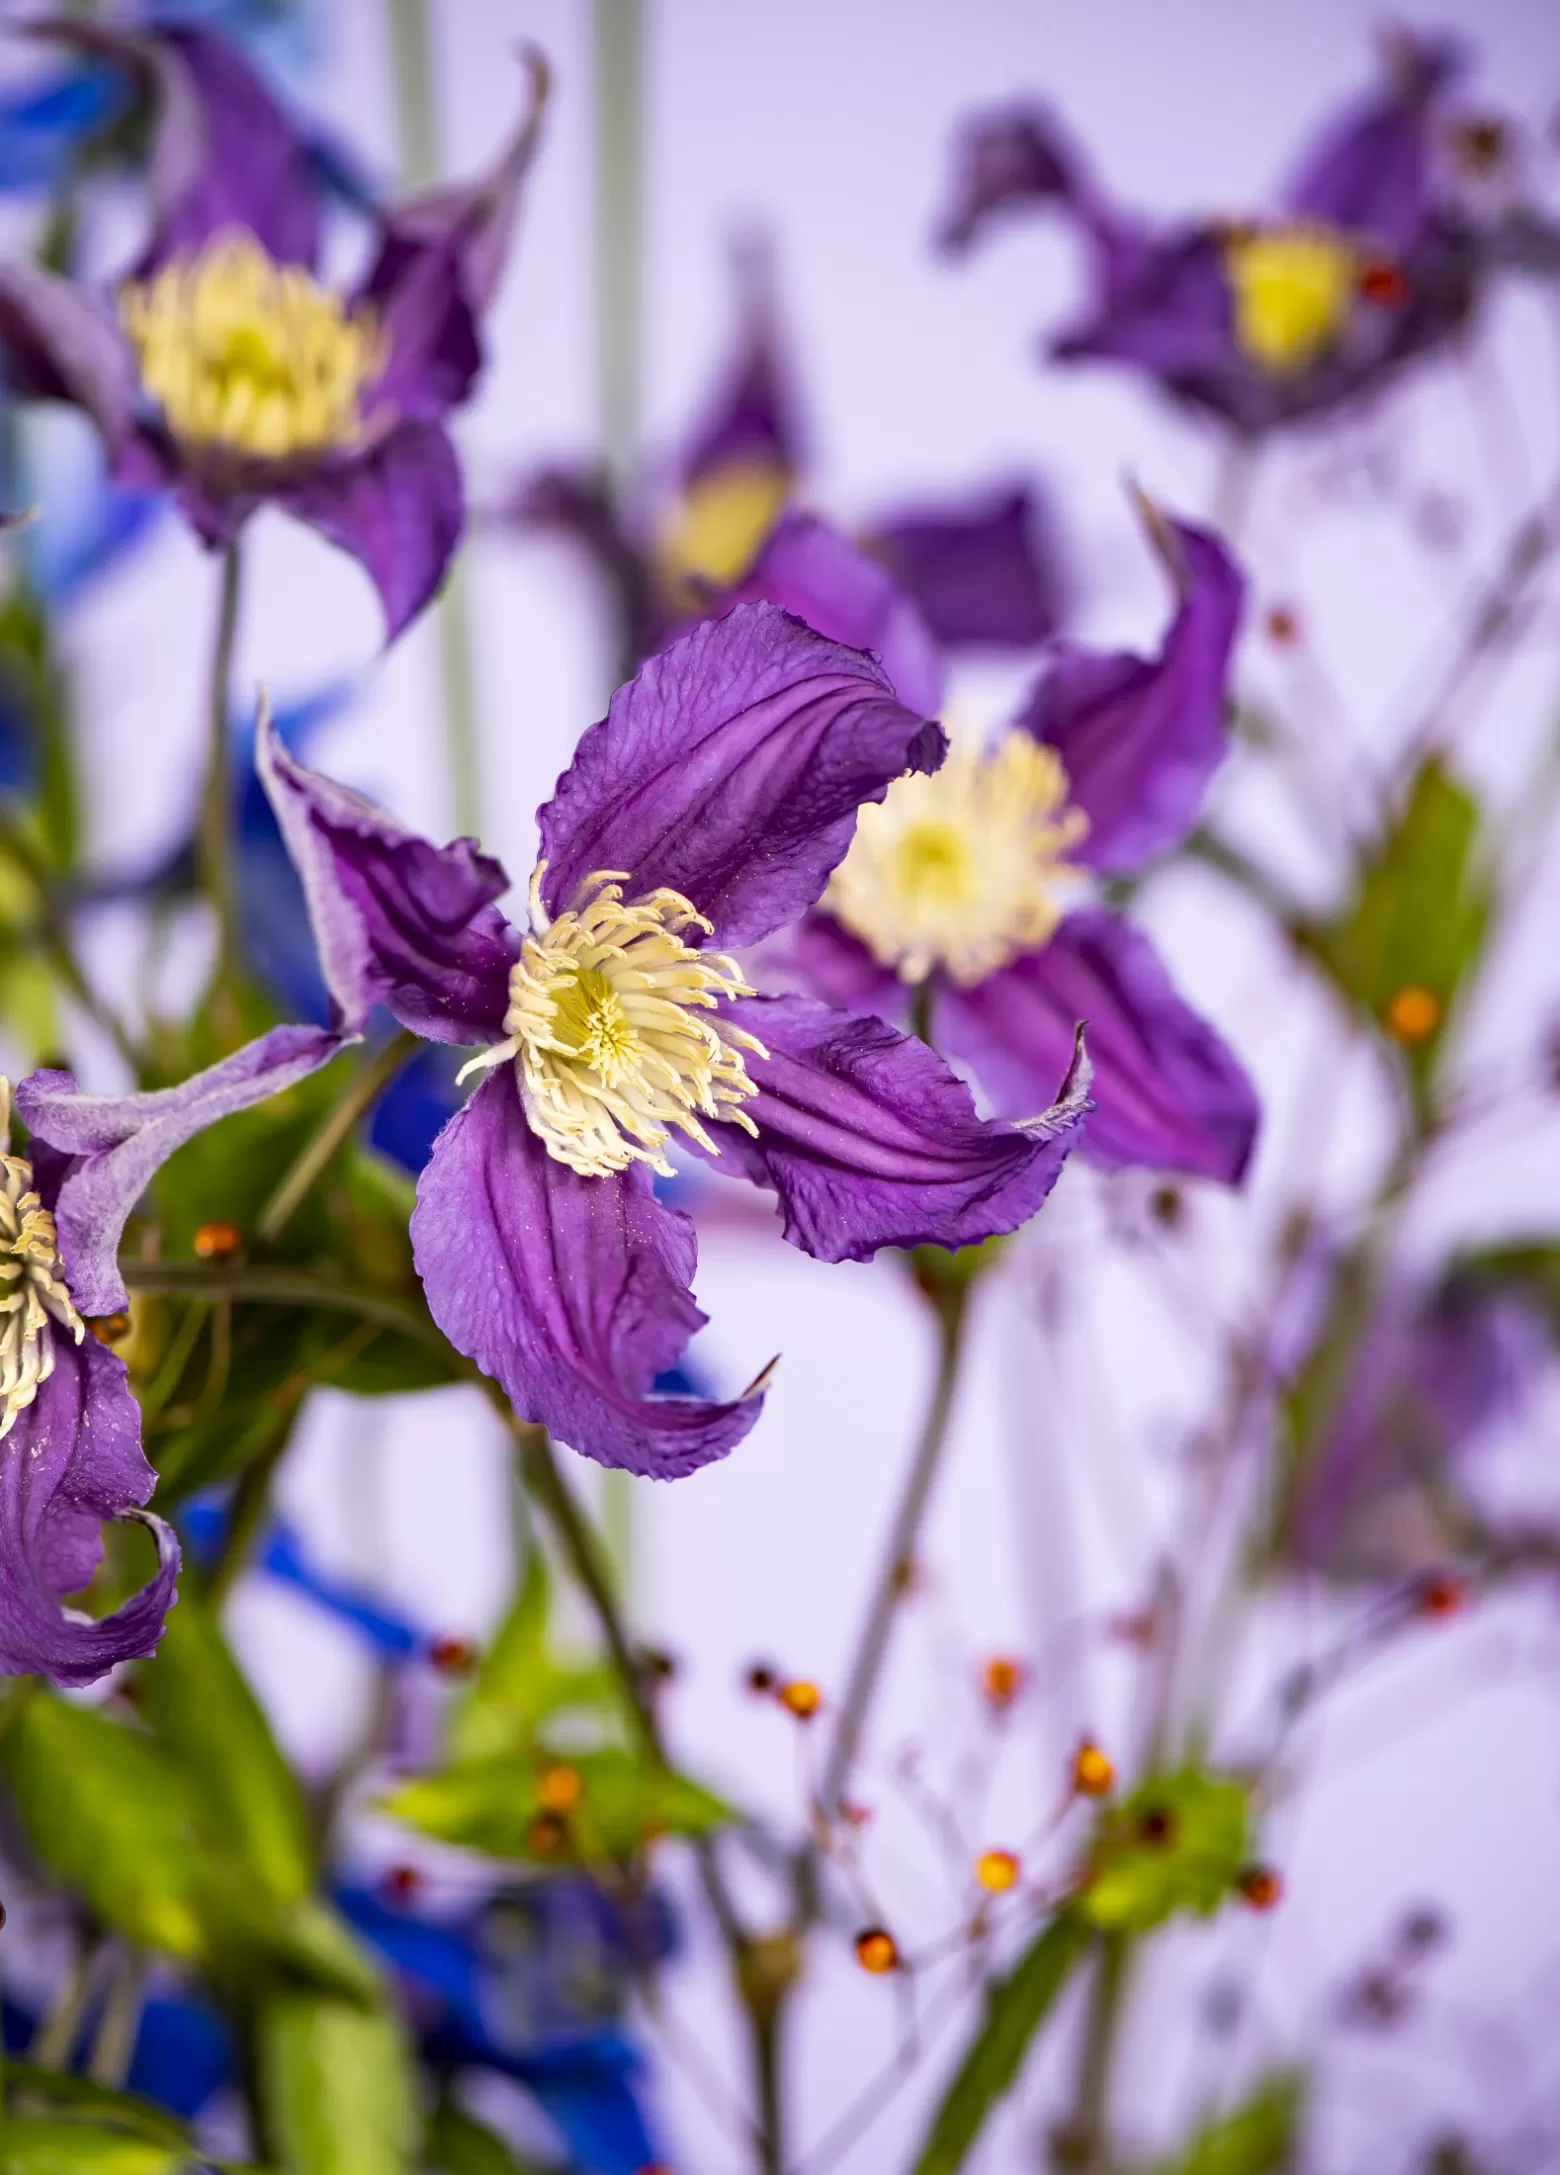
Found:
<box><xmin>975</xmin><ymin>1848</ymin><xmax>1021</xmax><ymax>1893</ymax></box>
<box><xmin>428</xmin><ymin>1633</ymin><xmax>477</xmax><ymax>1675</ymax></box>
<box><xmin>1072</xmin><ymin>1739</ymin><xmax>1115</xmax><ymax>1798</ymax></box>
<box><xmin>981</xmin><ymin>1655</ymin><xmax>1024</xmax><ymax>1709</ymax></box>
<box><xmin>192</xmin><ymin>1220</ymin><xmax>244</xmax><ymax>1261</ymax></box>
<box><xmin>89</xmin><ymin>1312</ymin><xmax>132</xmax><ymax>1346</ymax></box>
<box><xmin>854</xmin><ymin>1926</ymin><xmax>899</xmax><ymax>1974</ymax></box>
<box><xmin>1385</xmin><ymin>984</ymin><xmax>1441</xmax><ymax>1045</ymax></box>
<box><xmin>537</xmin><ymin>1762</ymin><xmax>583</xmax><ymax>1813</ymax></box>
<box><xmin>1237</xmin><ymin>1863</ymin><xmax>1283</xmax><ymax>1912</ymax></box>
<box><xmin>779</xmin><ymin>1678</ymin><xmax>822</xmax><ymax>1720</ymax></box>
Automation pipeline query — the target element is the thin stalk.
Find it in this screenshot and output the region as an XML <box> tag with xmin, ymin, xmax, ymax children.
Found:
<box><xmin>819</xmin><ymin>1282</ymin><xmax>970</xmax><ymax>1820</ymax></box>
<box><xmin>1055</xmin><ymin>1935</ymin><xmax>1133</xmax><ymax>2173</ymax></box>
<box><xmin>593</xmin><ymin>0</ymin><xmax>644</xmax><ymax>519</ymax></box>
<box><xmin>257</xmin><ymin>1030</ymin><xmax>418</xmax><ymax>1244</ymax></box>
<box><xmin>28</xmin><ymin>1942</ymin><xmax>96</xmax><ymax>2069</ymax></box>
<box><xmin>0</xmin><ymin>818</ymin><xmax>140</xmax><ymax>1069</ymax></box>
<box><xmin>206</xmin><ymin>1422</ymin><xmax>295</xmax><ymax>1608</ymax></box>
<box><xmin>86</xmin><ymin>1948</ymin><xmax>145</xmax><ymax>2088</ymax></box>
<box><xmin>118</xmin><ymin>1260</ymin><xmax>452</xmax><ymax>1355</ymax></box>
<box><xmin>199</xmin><ymin>539</ymin><xmax>243</xmax><ymax>986</ymax></box>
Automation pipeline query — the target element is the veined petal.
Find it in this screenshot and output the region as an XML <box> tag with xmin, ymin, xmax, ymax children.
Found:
<box><xmin>1017</xmin><ymin>512</ymin><xmax>1243</xmax><ymax>874</ymax></box>
<box><xmin>703</xmin><ymin>992</ymin><xmax>1089</xmax><ymax>1264</ymax></box>
<box><xmin>19</xmin><ymin>1026</ymin><xmax>351</xmax><ymax>1315</ymax></box>
<box><xmin>538</xmin><ymin>602</ymin><xmax>946</xmax><ymax>948</ymax></box>
<box><xmin>679</xmin><ymin>243</ymin><xmax>805</xmax><ymax>489</ymax></box>
<box><xmin>0</xmin><ymin>1334</ymin><xmax>180</xmax><ymax>1686</ymax></box>
<box><xmin>786</xmin><ymin>912</ymin><xmax>904</xmax><ymax>1018</ymax></box>
<box><xmin>938</xmin><ymin>909</ymin><xmax>1259</xmax><ymax>1184</ymax></box>
<box><xmin>0</xmin><ymin>260</ymin><xmax>137</xmax><ymax>449</ymax></box>
<box><xmin>868</xmin><ymin>482</ymin><xmax>1064</xmax><ymax>652</ymax></box>
<box><xmin>410</xmin><ymin>1073</ymin><xmax>761</xmax><ymax>1478</ymax></box>
<box><xmin>257</xmin><ymin>701</ymin><xmax>515</xmax><ymax>1043</ymax></box>
<box><xmin>278</xmin><ymin>418</ymin><xmax>465</xmax><ymax>641</ymax></box>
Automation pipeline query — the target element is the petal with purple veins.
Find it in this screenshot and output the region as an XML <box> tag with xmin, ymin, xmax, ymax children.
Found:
<box><xmin>278</xmin><ymin>418</ymin><xmax>465</xmax><ymax>642</ymax></box>
<box><xmin>868</xmin><ymin>482</ymin><xmax>1064</xmax><ymax>652</ymax></box>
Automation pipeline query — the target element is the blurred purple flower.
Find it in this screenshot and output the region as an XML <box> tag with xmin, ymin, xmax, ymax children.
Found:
<box><xmin>0</xmin><ymin>22</ymin><xmax>547</xmax><ymax>636</ymax></box>
<box><xmin>939</xmin><ymin>32</ymin><xmax>1484</xmax><ymax>436</ymax></box>
<box><xmin>258</xmin><ymin>603</ymin><xmax>1091</xmax><ymax>1477</ymax></box>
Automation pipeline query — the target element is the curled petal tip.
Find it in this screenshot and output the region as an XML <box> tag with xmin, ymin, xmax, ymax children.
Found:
<box><xmin>1123</xmin><ymin>478</ymin><xmax>1189</xmax><ymax>593</ymax></box>
<box><xmin>742</xmin><ymin>1354</ymin><xmax>781</xmax><ymax>1401</ymax></box>
<box><xmin>1019</xmin><ymin>1020</ymin><xmax>1093</xmax><ymax>1135</ymax></box>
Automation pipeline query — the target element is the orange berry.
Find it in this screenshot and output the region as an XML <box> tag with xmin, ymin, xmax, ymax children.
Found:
<box><xmin>1072</xmin><ymin>1740</ymin><xmax>1115</xmax><ymax>1798</ymax></box>
<box><xmin>1265</xmin><ymin>604</ymin><xmax>1300</xmax><ymax>646</ymax></box>
<box><xmin>527</xmin><ymin>1809</ymin><xmax>568</xmax><ymax>1857</ymax></box>
<box><xmin>975</xmin><ymin>1848</ymin><xmax>1021</xmax><ymax>1894</ymax></box>
<box><xmin>1417</xmin><ymin>1570</ymin><xmax>1468</xmax><ymax>1619</ymax></box>
<box><xmin>840</xmin><ymin>1799</ymin><xmax>874</xmax><ymax>1829</ymax></box>
<box><xmin>382</xmin><ymin>1864</ymin><xmax>421</xmax><ymax>1902</ymax></box>
<box><xmin>854</xmin><ymin>1926</ymin><xmax>899</xmax><ymax>1974</ymax></box>
<box><xmin>537</xmin><ymin>1762</ymin><xmax>583</xmax><ymax>1814</ymax></box>
<box><xmin>1238</xmin><ymin>1863</ymin><xmax>1284</xmax><ymax>1912</ymax></box>
<box><xmin>1359</xmin><ymin>258</ymin><xmax>1409</xmax><ymax>308</ymax></box>
<box><xmin>981</xmin><ymin>1655</ymin><xmax>1024</xmax><ymax>1709</ymax></box>
<box><xmin>1385</xmin><ymin>984</ymin><xmax>1441</xmax><ymax>1046</ymax></box>
<box><xmin>427</xmin><ymin>1633</ymin><xmax>477</xmax><ymax>1675</ymax></box>
<box><xmin>192</xmin><ymin>1219</ymin><xmax>243</xmax><ymax>1262</ymax></box>
<box><xmin>89</xmin><ymin>1312</ymin><xmax>132</xmax><ymax>1346</ymax></box>
<box><xmin>779</xmin><ymin>1678</ymin><xmax>822</xmax><ymax>1721</ymax></box>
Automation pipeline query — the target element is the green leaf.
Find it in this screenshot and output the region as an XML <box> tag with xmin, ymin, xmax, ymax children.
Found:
<box><xmin>257</xmin><ymin>1988</ymin><xmax>419</xmax><ymax>2175</ymax></box>
<box><xmin>1080</xmin><ymin>1768</ymin><xmax>1252</xmax><ymax>1935</ymax></box>
<box><xmin>0</xmin><ymin>582</ymin><xmax>78</xmax><ymax>869</ymax></box>
<box><xmin>384</xmin><ymin>1744</ymin><xmax>732</xmax><ymax>1863</ymax></box>
<box><xmin>425</xmin><ymin>2104</ymin><xmax>549</xmax><ymax>2175</ymax></box>
<box><xmin>0</xmin><ymin>2120</ymin><xmax>188</xmax><ymax>2175</ymax></box>
<box><xmin>446</xmin><ymin>1550</ymin><xmax>618</xmax><ymax>1765</ymax></box>
<box><xmin>1</xmin><ymin>2068</ymin><xmax>194</xmax><ymax>2151</ymax></box>
<box><xmin>912</xmin><ymin>1913</ymin><xmax>1091</xmax><ymax>2175</ymax></box>
<box><xmin>138</xmin><ymin>1587</ymin><xmax>314</xmax><ymax>1905</ymax></box>
<box><xmin>1146</xmin><ymin>2071</ymin><xmax>1306</xmax><ymax>2175</ymax></box>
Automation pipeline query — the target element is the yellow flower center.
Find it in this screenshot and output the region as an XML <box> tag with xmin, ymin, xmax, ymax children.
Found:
<box><xmin>119</xmin><ymin>231</ymin><xmax>387</xmax><ymax>462</ymax></box>
<box><xmin>826</xmin><ymin>732</ymin><xmax>1088</xmax><ymax>987</ymax></box>
<box><xmin>458</xmin><ymin>869</ymin><xmax>768</xmax><ymax>1180</ymax></box>
<box><xmin>0</xmin><ymin>1080</ymin><xmax>83</xmax><ymax>1441</ymax></box>
<box><xmin>655</xmin><ymin>455</ymin><xmax>792</xmax><ymax>608</ymax></box>
<box><xmin>1223</xmin><ymin>223</ymin><xmax>1360</xmax><ymax>375</ymax></box>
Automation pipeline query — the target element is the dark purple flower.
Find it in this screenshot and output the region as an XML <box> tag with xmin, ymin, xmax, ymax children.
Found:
<box><xmin>865</xmin><ymin>482</ymin><xmax>1064</xmax><ymax>652</ymax></box>
<box><xmin>784</xmin><ymin>504</ymin><xmax>1258</xmax><ymax>1184</ymax></box>
<box><xmin>258</xmin><ymin>602</ymin><xmax>1091</xmax><ymax>1478</ymax></box>
<box><xmin>940</xmin><ymin>33</ymin><xmax>1483</xmax><ymax>435</ymax></box>
<box><xmin>0</xmin><ymin>22</ymin><xmax>548</xmax><ymax>636</ymax></box>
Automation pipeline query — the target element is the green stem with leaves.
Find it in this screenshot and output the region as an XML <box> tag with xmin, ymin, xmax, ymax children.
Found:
<box><xmin>199</xmin><ymin>538</ymin><xmax>243</xmax><ymax>988</ymax></box>
<box><xmin>257</xmin><ymin>1030</ymin><xmax>420</xmax><ymax>1244</ymax></box>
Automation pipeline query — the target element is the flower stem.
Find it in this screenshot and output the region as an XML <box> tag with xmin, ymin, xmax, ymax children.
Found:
<box><xmin>1054</xmin><ymin>1934</ymin><xmax>1133</xmax><ymax>2173</ymax></box>
<box><xmin>86</xmin><ymin>1948</ymin><xmax>145</xmax><ymax>2088</ymax></box>
<box><xmin>819</xmin><ymin>1277</ymin><xmax>970</xmax><ymax>1820</ymax></box>
<box><xmin>199</xmin><ymin>537</ymin><xmax>243</xmax><ymax>988</ymax></box>
<box><xmin>256</xmin><ymin>1029</ymin><xmax>419</xmax><ymax>1245</ymax></box>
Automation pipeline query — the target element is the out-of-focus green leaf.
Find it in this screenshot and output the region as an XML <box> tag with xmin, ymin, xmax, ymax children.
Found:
<box><xmin>1080</xmin><ymin>1768</ymin><xmax>1251</xmax><ymax>1935</ymax></box>
<box><xmin>0</xmin><ymin>2119</ymin><xmax>187</xmax><ymax>2174</ymax></box>
<box><xmin>1</xmin><ymin>2067</ymin><xmax>194</xmax><ymax>2151</ymax></box>
<box><xmin>446</xmin><ymin>1550</ymin><xmax>619</xmax><ymax>1766</ymax></box>
<box><xmin>138</xmin><ymin>1587</ymin><xmax>314</xmax><ymax>1905</ymax></box>
<box><xmin>384</xmin><ymin>1744</ymin><xmax>732</xmax><ymax>1863</ymax></box>
<box><xmin>0</xmin><ymin>582</ymin><xmax>78</xmax><ymax>869</ymax></box>
<box><xmin>912</xmin><ymin>1912</ymin><xmax>1090</xmax><ymax>2175</ymax></box>
<box><xmin>1145</xmin><ymin>2071</ymin><xmax>1307</xmax><ymax>2175</ymax></box>
<box><xmin>257</xmin><ymin>1988</ymin><xmax>419</xmax><ymax>2175</ymax></box>
<box><xmin>1303</xmin><ymin>760</ymin><xmax>1490</xmax><ymax>1103</ymax></box>
<box><xmin>425</xmin><ymin>2104</ymin><xmax>549</xmax><ymax>2175</ymax></box>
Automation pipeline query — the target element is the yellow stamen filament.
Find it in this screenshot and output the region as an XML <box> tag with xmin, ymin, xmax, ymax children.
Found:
<box><xmin>1223</xmin><ymin>223</ymin><xmax>1360</xmax><ymax>376</ymax></box>
<box><xmin>459</xmin><ymin>868</ymin><xmax>768</xmax><ymax>1180</ymax></box>
<box><xmin>827</xmin><ymin>733</ymin><xmax>1088</xmax><ymax>987</ymax></box>
<box><xmin>119</xmin><ymin>231</ymin><xmax>387</xmax><ymax>462</ymax></box>
<box><xmin>0</xmin><ymin>1079</ymin><xmax>83</xmax><ymax>1441</ymax></box>
<box><xmin>655</xmin><ymin>456</ymin><xmax>791</xmax><ymax>606</ymax></box>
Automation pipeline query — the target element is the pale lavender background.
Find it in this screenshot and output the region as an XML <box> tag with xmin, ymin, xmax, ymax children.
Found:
<box><xmin>42</xmin><ymin>0</ymin><xmax>1560</xmax><ymax>2167</ymax></box>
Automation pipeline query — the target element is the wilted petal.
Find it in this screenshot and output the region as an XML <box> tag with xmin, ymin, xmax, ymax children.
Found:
<box><xmin>702</xmin><ymin>992</ymin><xmax>1089</xmax><ymax>1264</ymax></box>
<box><xmin>1018</xmin><ymin>511</ymin><xmax>1243</xmax><ymax>874</ymax></box>
<box><xmin>936</xmin><ymin>103</ymin><xmax>1088</xmax><ymax>254</ymax></box>
<box><xmin>278</xmin><ymin>418</ymin><xmax>464</xmax><ymax>641</ymax></box>
<box><xmin>19</xmin><ymin>1026</ymin><xmax>351</xmax><ymax>1315</ymax></box>
<box><xmin>538</xmin><ymin>602</ymin><xmax>945</xmax><ymax>947</ymax></box>
<box><xmin>410</xmin><ymin>1073</ymin><xmax>761</xmax><ymax>1478</ymax></box>
<box><xmin>0</xmin><ymin>260</ymin><xmax>137</xmax><ymax>449</ymax></box>
<box><xmin>939</xmin><ymin>909</ymin><xmax>1258</xmax><ymax>1184</ymax></box>
<box><xmin>257</xmin><ymin>704</ymin><xmax>515</xmax><ymax>1044</ymax></box>
<box><xmin>869</xmin><ymin>482</ymin><xmax>1063</xmax><ymax>651</ymax></box>
<box><xmin>722</xmin><ymin>512</ymin><xmax>944</xmax><ymax>713</ymax></box>
<box><xmin>1282</xmin><ymin>32</ymin><xmax>1463</xmax><ymax>250</ymax></box>
<box><xmin>0</xmin><ymin>1334</ymin><xmax>180</xmax><ymax>1686</ymax></box>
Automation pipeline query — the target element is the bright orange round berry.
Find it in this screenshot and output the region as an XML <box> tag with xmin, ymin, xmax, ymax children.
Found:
<box><xmin>537</xmin><ymin>1762</ymin><xmax>583</xmax><ymax>1814</ymax></box>
<box><xmin>1238</xmin><ymin>1863</ymin><xmax>1284</xmax><ymax>1912</ymax></box>
<box><xmin>527</xmin><ymin>1809</ymin><xmax>568</xmax><ymax>1857</ymax></box>
<box><xmin>192</xmin><ymin>1219</ymin><xmax>243</xmax><ymax>1262</ymax></box>
<box><xmin>1417</xmin><ymin>1570</ymin><xmax>1468</xmax><ymax>1619</ymax></box>
<box><xmin>1072</xmin><ymin>1740</ymin><xmax>1115</xmax><ymax>1798</ymax></box>
<box><xmin>779</xmin><ymin>1679</ymin><xmax>822</xmax><ymax>1721</ymax></box>
<box><xmin>975</xmin><ymin>1848</ymin><xmax>1021</xmax><ymax>1894</ymax></box>
<box><xmin>981</xmin><ymin>1655</ymin><xmax>1024</xmax><ymax>1709</ymax></box>
<box><xmin>854</xmin><ymin>1926</ymin><xmax>899</xmax><ymax>1974</ymax></box>
<box><xmin>1359</xmin><ymin>258</ymin><xmax>1409</xmax><ymax>308</ymax></box>
<box><xmin>427</xmin><ymin>1633</ymin><xmax>477</xmax><ymax>1675</ymax></box>
<box><xmin>89</xmin><ymin>1311</ymin><xmax>132</xmax><ymax>1346</ymax></box>
<box><xmin>1385</xmin><ymin>985</ymin><xmax>1441</xmax><ymax>1046</ymax></box>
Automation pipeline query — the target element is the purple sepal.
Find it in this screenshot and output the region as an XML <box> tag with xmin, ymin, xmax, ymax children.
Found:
<box><xmin>703</xmin><ymin>992</ymin><xmax>1089</xmax><ymax>1264</ymax></box>
<box><xmin>0</xmin><ymin>1334</ymin><xmax>180</xmax><ymax>1687</ymax></box>
<box><xmin>869</xmin><ymin>482</ymin><xmax>1064</xmax><ymax>651</ymax></box>
<box><xmin>1018</xmin><ymin>512</ymin><xmax>1243</xmax><ymax>875</ymax></box>
<box><xmin>1282</xmin><ymin>32</ymin><xmax>1465</xmax><ymax>251</ymax></box>
<box><xmin>939</xmin><ymin>909</ymin><xmax>1259</xmax><ymax>1184</ymax></box>
<box><xmin>935</xmin><ymin>103</ymin><xmax>1090</xmax><ymax>254</ymax></box>
<box><xmin>538</xmin><ymin>602</ymin><xmax>945</xmax><ymax>948</ymax></box>
<box><xmin>19</xmin><ymin>1027</ymin><xmax>351</xmax><ymax>1316</ymax></box>
<box><xmin>257</xmin><ymin>704</ymin><xmax>515</xmax><ymax>1043</ymax></box>
<box><xmin>784</xmin><ymin>913</ymin><xmax>904</xmax><ymax>1018</ymax></box>
<box><xmin>678</xmin><ymin>243</ymin><xmax>805</xmax><ymax>489</ymax></box>
<box><xmin>411</xmin><ymin>1073</ymin><xmax>762</xmax><ymax>1478</ymax></box>
<box><xmin>723</xmin><ymin>512</ymin><xmax>945</xmax><ymax>714</ymax></box>
<box><xmin>0</xmin><ymin>262</ymin><xmax>137</xmax><ymax>450</ymax></box>
<box><xmin>279</xmin><ymin>419</ymin><xmax>465</xmax><ymax>641</ymax></box>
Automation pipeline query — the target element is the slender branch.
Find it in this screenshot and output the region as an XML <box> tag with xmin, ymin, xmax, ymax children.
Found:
<box><xmin>199</xmin><ymin>538</ymin><xmax>244</xmax><ymax>985</ymax></box>
<box><xmin>0</xmin><ymin>818</ymin><xmax>140</xmax><ymax>1068</ymax></box>
<box><xmin>86</xmin><ymin>1948</ymin><xmax>145</xmax><ymax>2089</ymax></box>
<box><xmin>256</xmin><ymin>1030</ymin><xmax>418</xmax><ymax>1244</ymax></box>
<box><xmin>118</xmin><ymin>1260</ymin><xmax>453</xmax><ymax>1355</ymax></box>
<box><xmin>1054</xmin><ymin>1935</ymin><xmax>1133</xmax><ymax>2173</ymax></box>
<box><xmin>819</xmin><ymin>1281</ymin><xmax>970</xmax><ymax>1820</ymax></box>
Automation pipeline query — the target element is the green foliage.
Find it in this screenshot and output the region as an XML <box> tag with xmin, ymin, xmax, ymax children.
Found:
<box><xmin>0</xmin><ymin>581</ymin><xmax>78</xmax><ymax>868</ymax></box>
<box><xmin>445</xmin><ymin>1550</ymin><xmax>619</xmax><ymax>1765</ymax></box>
<box><xmin>385</xmin><ymin>1742</ymin><xmax>731</xmax><ymax>1864</ymax></box>
<box><xmin>0</xmin><ymin>2124</ymin><xmax>188</xmax><ymax>2175</ymax></box>
<box><xmin>425</xmin><ymin>2103</ymin><xmax>549</xmax><ymax>2175</ymax></box>
<box><xmin>1079</xmin><ymin>1768</ymin><xmax>1252</xmax><ymax>1935</ymax></box>
<box><xmin>911</xmin><ymin>1912</ymin><xmax>1091</xmax><ymax>2175</ymax></box>
<box><xmin>257</xmin><ymin>1987</ymin><xmax>420</xmax><ymax>2175</ymax></box>
<box><xmin>1</xmin><ymin>2067</ymin><xmax>195</xmax><ymax>2153</ymax></box>
<box><xmin>1144</xmin><ymin>2072</ymin><xmax>1307</xmax><ymax>2175</ymax></box>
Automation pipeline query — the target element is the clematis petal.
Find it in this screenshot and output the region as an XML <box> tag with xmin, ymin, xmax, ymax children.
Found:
<box><xmin>679</xmin><ymin>241</ymin><xmax>805</xmax><ymax>490</ymax></box>
<box><xmin>720</xmin><ymin>512</ymin><xmax>944</xmax><ymax>715</ymax></box>
<box><xmin>0</xmin><ymin>1334</ymin><xmax>180</xmax><ymax>1686</ymax></box>
<box><xmin>938</xmin><ymin>909</ymin><xmax>1259</xmax><ymax>1184</ymax></box>
<box><xmin>410</xmin><ymin>1073</ymin><xmax>761</xmax><ymax>1478</ymax></box>
<box><xmin>357</xmin><ymin>239</ymin><xmax>482</xmax><ymax>427</ymax></box>
<box><xmin>256</xmin><ymin>703</ymin><xmax>515</xmax><ymax>1044</ymax></box>
<box><xmin>278</xmin><ymin>418</ymin><xmax>465</xmax><ymax>642</ymax></box>
<box><xmin>1017</xmin><ymin>511</ymin><xmax>1243</xmax><ymax>874</ymax></box>
<box><xmin>935</xmin><ymin>103</ymin><xmax>1090</xmax><ymax>254</ymax></box>
<box><xmin>868</xmin><ymin>482</ymin><xmax>1064</xmax><ymax>651</ymax></box>
<box><xmin>701</xmin><ymin>992</ymin><xmax>1089</xmax><ymax>1264</ymax></box>
<box><xmin>19</xmin><ymin>1027</ymin><xmax>351</xmax><ymax>1315</ymax></box>
<box><xmin>785</xmin><ymin>912</ymin><xmax>904</xmax><ymax>1018</ymax></box>
<box><xmin>0</xmin><ymin>260</ymin><xmax>137</xmax><ymax>449</ymax></box>
<box><xmin>1281</xmin><ymin>32</ymin><xmax>1463</xmax><ymax>251</ymax></box>
<box><xmin>538</xmin><ymin>601</ymin><xmax>945</xmax><ymax>947</ymax></box>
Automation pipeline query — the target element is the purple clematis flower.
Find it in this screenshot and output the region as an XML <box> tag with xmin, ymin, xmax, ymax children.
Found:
<box><xmin>0</xmin><ymin>20</ymin><xmax>547</xmax><ymax>636</ymax></box>
<box><xmin>256</xmin><ymin>603</ymin><xmax>1091</xmax><ymax>1478</ymax></box>
<box><xmin>757</xmin><ymin>504</ymin><xmax>1258</xmax><ymax>1183</ymax></box>
<box><xmin>938</xmin><ymin>31</ymin><xmax>1481</xmax><ymax>436</ymax></box>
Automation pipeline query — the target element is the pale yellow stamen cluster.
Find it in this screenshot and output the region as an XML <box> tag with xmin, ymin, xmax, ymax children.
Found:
<box><xmin>119</xmin><ymin>231</ymin><xmax>387</xmax><ymax>462</ymax></box>
<box><xmin>1223</xmin><ymin>222</ymin><xmax>1360</xmax><ymax>376</ymax></box>
<box><xmin>459</xmin><ymin>869</ymin><xmax>768</xmax><ymax>1179</ymax></box>
<box><xmin>827</xmin><ymin>732</ymin><xmax>1089</xmax><ymax>987</ymax></box>
<box><xmin>0</xmin><ymin>1080</ymin><xmax>83</xmax><ymax>1441</ymax></box>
